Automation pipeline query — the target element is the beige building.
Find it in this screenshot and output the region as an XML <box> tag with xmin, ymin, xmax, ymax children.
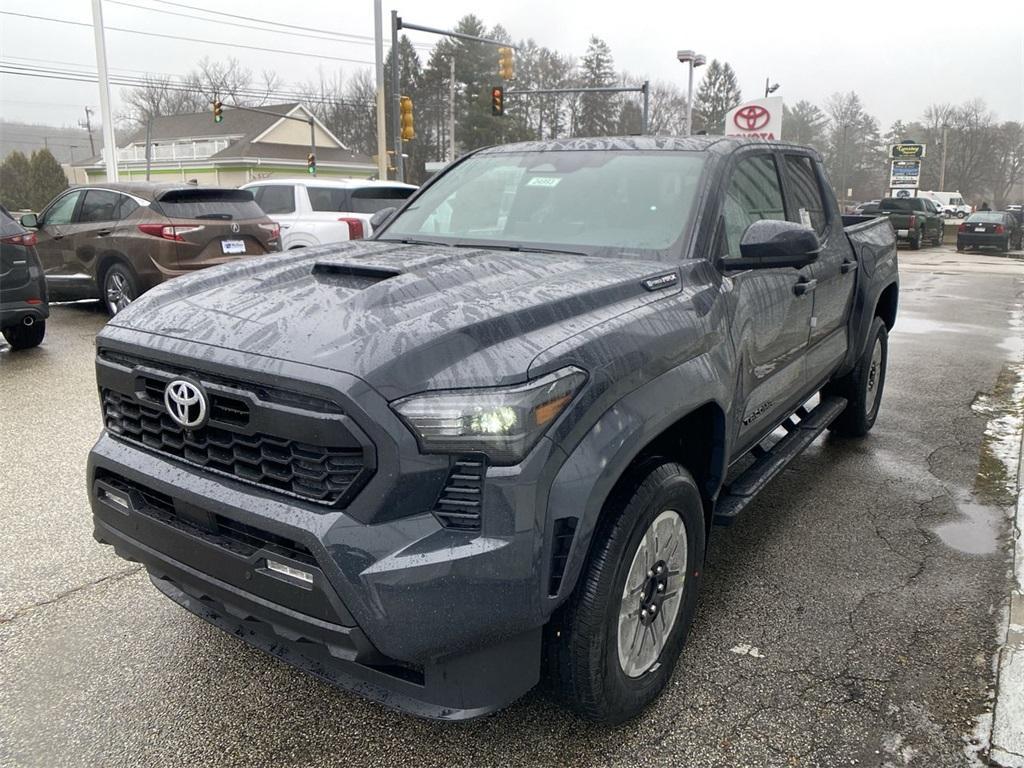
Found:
<box><xmin>72</xmin><ymin>103</ymin><xmax>375</xmax><ymax>185</ymax></box>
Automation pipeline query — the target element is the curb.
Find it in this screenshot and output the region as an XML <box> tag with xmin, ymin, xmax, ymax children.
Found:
<box><xmin>990</xmin><ymin>383</ymin><xmax>1024</xmax><ymax>767</ymax></box>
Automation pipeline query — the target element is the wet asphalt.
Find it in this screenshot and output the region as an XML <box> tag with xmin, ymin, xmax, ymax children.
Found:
<box><xmin>1</xmin><ymin>244</ymin><xmax>1022</xmax><ymax>768</ymax></box>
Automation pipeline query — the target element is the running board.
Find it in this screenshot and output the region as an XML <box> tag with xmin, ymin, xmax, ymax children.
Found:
<box><xmin>713</xmin><ymin>396</ymin><xmax>848</xmax><ymax>526</ymax></box>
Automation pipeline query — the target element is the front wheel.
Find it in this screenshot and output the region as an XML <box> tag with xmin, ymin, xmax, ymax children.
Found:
<box><xmin>103</xmin><ymin>263</ymin><xmax>138</xmax><ymax>316</ymax></box>
<box><xmin>2</xmin><ymin>320</ymin><xmax>46</xmax><ymax>350</ymax></box>
<box><xmin>825</xmin><ymin>315</ymin><xmax>888</xmax><ymax>437</ymax></box>
<box><xmin>933</xmin><ymin>226</ymin><xmax>943</xmax><ymax>246</ymax></box>
<box><xmin>547</xmin><ymin>461</ymin><xmax>705</xmax><ymax>724</ymax></box>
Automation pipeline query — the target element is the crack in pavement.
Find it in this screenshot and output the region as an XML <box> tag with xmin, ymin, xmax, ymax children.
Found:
<box><xmin>0</xmin><ymin>565</ymin><xmax>144</xmax><ymax>625</ymax></box>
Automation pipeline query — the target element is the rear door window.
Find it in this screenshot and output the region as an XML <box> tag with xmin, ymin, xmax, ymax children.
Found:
<box><xmin>348</xmin><ymin>187</ymin><xmax>415</xmax><ymax>214</ymax></box>
<box><xmin>721</xmin><ymin>154</ymin><xmax>786</xmax><ymax>258</ymax></box>
<box><xmin>154</xmin><ymin>189</ymin><xmax>264</xmax><ymax>221</ymax></box>
<box><xmin>79</xmin><ymin>189</ymin><xmax>122</xmax><ymax>224</ymax></box>
<box><xmin>307</xmin><ymin>187</ymin><xmax>349</xmax><ymax>212</ymax></box>
<box><xmin>783</xmin><ymin>155</ymin><xmax>828</xmax><ymax>234</ymax></box>
<box><xmin>253</xmin><ymin>185</ymin><xmax>296</xmax><ymax>215</ymax></box>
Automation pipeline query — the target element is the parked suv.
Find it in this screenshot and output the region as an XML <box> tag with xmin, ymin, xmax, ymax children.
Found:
<box><xmin>242</xmin><ymin>178</ymin><xmax>416</xmax><ymax>249</ymax></box>
<box><xmin>89</xmin><ymin>137</ymin><xmax>898</xmax><ymax>723</ymax></box>
<box><xmin>22</xmin><ymin>183</ymin><xmax>280</xmax><ymax>315</ymax></box>
<box><xmin>0</xmin><ymin>205</ymin><xmax>48</xmax><ymax>349</ymax></box>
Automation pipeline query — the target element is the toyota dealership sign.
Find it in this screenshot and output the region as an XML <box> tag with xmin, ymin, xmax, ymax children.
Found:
<box><xmin>724</xmin><ymin>97</ymin><xmax>783</xmax><ymax>140</ymax></box>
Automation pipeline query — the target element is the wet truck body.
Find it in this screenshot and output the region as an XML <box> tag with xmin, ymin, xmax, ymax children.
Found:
<box><xmin>88</xmin><ymin>136</ymin><xmax>898</xmax><ymax>722</ymax></box>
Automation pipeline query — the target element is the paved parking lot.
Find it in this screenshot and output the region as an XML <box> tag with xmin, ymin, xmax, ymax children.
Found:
<box><xmin>2</xmin><ymin>245</ymin><xmax>1022</xmax><ymax>767</ymax></box>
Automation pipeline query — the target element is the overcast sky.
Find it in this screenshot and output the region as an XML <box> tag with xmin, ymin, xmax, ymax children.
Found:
<box><xmin>1</xmin><ymin>0</ymin><xmax>1021</xmax><ymax>133</ymax></box>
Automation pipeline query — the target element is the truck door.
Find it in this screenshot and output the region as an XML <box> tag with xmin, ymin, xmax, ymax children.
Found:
<box><xmin>781</xmin><ymin>153</ymin><xmax>856</xmax><ymax>387</ymax></box>
<box><xmin>718</xmin><ymin>152</ymin><xmax>814</xmax><ymax>452</ymax></box>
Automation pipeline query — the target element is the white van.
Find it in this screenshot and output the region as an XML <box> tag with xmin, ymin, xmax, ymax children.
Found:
<box><xmin>918</xmin><ymin>190</ymin><xmax>971</xmax><ymax>218</ymax></box>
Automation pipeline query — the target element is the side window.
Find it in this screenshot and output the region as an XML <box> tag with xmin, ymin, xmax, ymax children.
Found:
<box><xmin>79</xmin><ymin>189</ymin><xmax>122</xmax><ymax>224</ymax></box>
<box><xmin>116</xmin><ymin>196</ymin><xmax>140</xmax><ymax>220</ymax></box>
<box><xmin>42</xmin><ymin>191</ymin><xmax>82</xmax><ymax>226</ymax></box>
<box><xmin>254</xmin><ymin>185</ymin><xmax>296</xmax><ymax>215</ymax></box>
<box><xmin>721</xmin><ymin>154</ymin><xmax>786</xmax><ymax>258</ymax></box>
<box><xmin>783</xmin><ymin>155</ymin><xmax>827</xmax><ymax>235</ymax></box>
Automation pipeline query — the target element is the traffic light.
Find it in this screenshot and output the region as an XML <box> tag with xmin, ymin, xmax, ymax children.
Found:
<box><xmin>498</xmin><ymin>47</ymin><xmax>514</xmax><ymax>80</ymax></box>
<box><xmin>491</xmin><ymin>86</ymin><xmax>504</xmax><ymax>117</ymax></box>
<box><xmin>212</xmin><ymin>99</ymin><xmax>223</xmax><ymax>123</ymax></box>
<box><xmin>400</xmin><ymin>95</ymin><xmax>415</xmax><ymax>141</ymax></box>
<box><xmin>307</xmin><ymin>153</ymin><xmax>316</xmax><ymax>174</ymax></box>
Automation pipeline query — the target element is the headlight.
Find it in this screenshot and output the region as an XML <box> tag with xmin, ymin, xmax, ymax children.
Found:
<box><xmin>391</xmin><ymin>366</ymin><xmax>587</xmax><ymax>465</ymax></box>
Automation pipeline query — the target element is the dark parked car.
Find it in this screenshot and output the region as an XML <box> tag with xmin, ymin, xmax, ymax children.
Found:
<box><xmin>956</xmin><ymin>211</ymin><xmax>1023</xmax><ymax>252</ymax></box>
<box><xmin>88</xmin><ymin>137</ymin><xmax>898</xmax><ymax>723</ymax></box>
<box><xmin>879</xmin><ymin>197</ymin><xmax>944</xmax><ymax>249</ymax></box>
<box><xmin>21</xmin><ymin>183</ymin><xmax>281</xmax><ymax>315</ymax></box>
<box><xmin>852</xmin><ymin>201</ymin><xmax>881</xmax><ymax>216</ymax></box>
<box><xmin>1</xmin><ymin>204</ymin><xmax>48</xmax><ymax>350</ymax></box>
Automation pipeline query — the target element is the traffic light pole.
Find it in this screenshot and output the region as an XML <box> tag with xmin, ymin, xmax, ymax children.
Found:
<box><xmin>390</xmin><ymin>13</ymin><xmax>515</xmax><ymax>182</ymax></box>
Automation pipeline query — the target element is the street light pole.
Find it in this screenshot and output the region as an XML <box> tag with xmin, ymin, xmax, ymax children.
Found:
<box><xmin>390</xmin><ymin>11</ymin><xmax>404</xmax><ymax>183</ymax></box>
<box><xmin>677</xmin><ymin>50</ymin><xmax>706</xmax><ymax>137</ymax></box>
<box><xmin>90</xmin><ymin>0</ymin><xmax>119</xmax><ymax>181</ymax></box>
<box><xmin>939</xmin><ymin>123</ymin><xmax>949</xmax><ymax>191</ymax></box>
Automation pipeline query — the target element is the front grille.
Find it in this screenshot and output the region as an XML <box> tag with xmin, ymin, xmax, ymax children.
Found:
<box><xmin>432</xmin><ymin>456</ymin><xmax>485</xmax><ymax>530</ymax></box>
<box><xmin>102</xmin><ymin>389</ymin><xmax>364</xmax><ymax>505</ymax></box>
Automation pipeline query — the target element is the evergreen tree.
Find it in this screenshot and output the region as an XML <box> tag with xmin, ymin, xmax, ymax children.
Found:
<box><xmin>576</xmin><ymin>37</ymin><xmax>617</xmax><ymax>137</ymax></box>
<box><xmin>824</xmin><ymin>92</ymin><xmax>884</xmax><ymax>202</ymax></box>
<box><xmin>782</xmin><ymin>100</ymin><xmax>829</xmax><ymax>153</ymax></box>
<box><xmin>0</xmin><ymin>151</ymin><xmax>32</xmax><ymax>210</ymax></box>
<box><xmin>693</xmin><ymin>60</ymin><xmax>741</xmax><ymax>134</ymax></box>
<box><xmin>29</xmin><ymin>149</ymin><xmax>68</xmax><ymax>211</ymax></box>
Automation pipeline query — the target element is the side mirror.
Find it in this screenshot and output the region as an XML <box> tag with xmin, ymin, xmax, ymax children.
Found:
<box><xmin>20</xmin><ymin>213</ymin><xmax>38</xmax><ymax>228</ymax></box>
<box><xmin>724</xmin><ymin>219</ymin><xmax>821</xmax><ymax>270</ymax></box>
<box><xmin>369</xmin><ymin>207</ymin><xmax>397</xmax><ymax>232</ymax></box>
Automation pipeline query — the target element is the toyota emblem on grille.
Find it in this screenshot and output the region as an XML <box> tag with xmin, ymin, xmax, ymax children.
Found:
<box><xmin>230</xmin><ymin>222</ymin><xmax>240</xmax><ymax>233</ymax></box>
<box><xmin>164</xmin><ymin>379</ymin><xmax>208</xmax><ymax>430</ymax></box>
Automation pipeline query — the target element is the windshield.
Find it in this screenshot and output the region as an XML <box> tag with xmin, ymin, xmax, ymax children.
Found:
<box><xmin>378</xmin><ymin>150</ymin><xmax>706</xmax><ymax>256</ymax></box>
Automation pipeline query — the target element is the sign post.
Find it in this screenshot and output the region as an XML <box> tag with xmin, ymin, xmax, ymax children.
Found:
<box><xmin>887</xmin><ymin>143</ymin><xmax>927</xmax><ymax>197</ymax></box>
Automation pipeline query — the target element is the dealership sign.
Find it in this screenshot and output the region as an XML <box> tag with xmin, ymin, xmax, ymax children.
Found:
<box><xmin>724</xmin><ymin>97</ymin><xmax>783</xmax><ymax>140</ymax></box>
<box><xmin>889</xmin><ymin>159</ymin><xmax>922</xmax><ymax>189</ymax></box>
<box><xmin>890</xmin><ymin>143</ymin><xmax>926</xmax><ymax>159</ymax></box>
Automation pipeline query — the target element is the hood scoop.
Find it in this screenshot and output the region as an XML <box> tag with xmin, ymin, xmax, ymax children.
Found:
<box><xmin>312</xmin><ymin>261</ymin><xmax>402</xmax><ymax>289</ymax></box>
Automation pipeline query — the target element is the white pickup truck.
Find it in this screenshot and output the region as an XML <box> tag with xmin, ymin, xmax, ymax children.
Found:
<box><xmin>242</xmin><ymin>179</ymin><xmax>416</xmax><ymax>249</ymax></box>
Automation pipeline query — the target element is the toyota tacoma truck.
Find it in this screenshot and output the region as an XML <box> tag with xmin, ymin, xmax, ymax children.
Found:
<box><xmin>88</xmin><ymin>137</ymin><xmax>898</xmax><ymax>723</ymax></box>
<box><xmin>879</xmin><ymin>196</ymin><xmax>944</xmax><ymax>249</ymax></box>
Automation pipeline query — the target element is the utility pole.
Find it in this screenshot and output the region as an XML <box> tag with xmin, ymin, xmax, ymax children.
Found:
<box><xmin>80</xmin><ymin>106</ymin><xmax>96</xmax><ymax>156</ymax></box>
<box><xmin>91</xmin><ymin>0</ymin><xmax>119</xmax><ymax>181</ymax></box>
<box><xmin>373</xmin><ymin>0</ymin><xmax>388</xmax><ymax>180</ymax></box>
<box><xmin>448</xmin><ymin>57</ymin><xmax>456</xmax><ymax>162</ymax></box>
<box><xmin>939</xmin><ymin>123</ymin><xmax>949</xmax><ymax>191</ymax></box>
<box><xmin>390</xmin><ymin>11</ymin><xmax>404</xmax><ymax>182</ymax></box>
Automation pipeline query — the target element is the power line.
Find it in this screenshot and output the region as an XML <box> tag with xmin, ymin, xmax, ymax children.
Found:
<box><xmin>111</xmin><ymin>0</ymin><xmax>434</xmax><ymax>51</ymax></box>
<box><xmin>0</xmin><ymin>10</ymin><xmax>377</xmax><ymax>67</ymax></box>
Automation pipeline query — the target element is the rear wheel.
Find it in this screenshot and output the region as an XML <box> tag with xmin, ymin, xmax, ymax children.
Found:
<box><xmin>909</xmin><ymin>230</ymin><xmax>922</xmax><ymax>250</ymax></box>
<box><xmin>2</xmin><ymin>320</ymin><xmax>46</xmax><ymax>350</ymax></box>
<box><xmin>933</xmin><ymin>226</ymin><xmax>943</xmax><ymax>246</ymax></box>
<box><xmin>103</xmin><ymin>263</ymin><xmax>138</xmax><ymax>316</ymax></box>
<box><xmin>1001</xmin><ymin>237</ymin><xmax>1011</xmax><ymax>253</ymax></box>
<box><xmin>825</xmin><ymin>315</ymin><xmax>888</xmax><ymax>437</ymax></box>
<box><xmin>547</xmin><ymin>461</ymin><xmax>705</xmax><ymax>724</ymax></box>
<box><xmin>957</xmin><ymin>211</ymin><xmax>966</xmax><ymax>219</ymax></box>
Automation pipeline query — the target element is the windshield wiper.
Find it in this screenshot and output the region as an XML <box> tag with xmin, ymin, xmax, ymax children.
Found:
<box><xmin>449</xmin><ymin>242</ymin><xmax>588</xmax><ymax>257</ymax></box>
<box><xmin>376</xmin><ymin>237</ymin><xmax>452</xmax><ymax>247</ymax></box>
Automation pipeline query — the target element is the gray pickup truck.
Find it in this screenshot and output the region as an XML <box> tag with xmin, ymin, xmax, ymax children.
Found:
<box><xmin>88</xmin><ymin>136</ymin><xmax>898</xmax><ymax>723</ymax></box>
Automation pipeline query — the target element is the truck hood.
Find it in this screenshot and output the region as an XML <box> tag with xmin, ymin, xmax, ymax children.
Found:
<box><xmin>108</xmin><ymin>240</ymin><xmax>678</xmax><ymax>399</ymax></box>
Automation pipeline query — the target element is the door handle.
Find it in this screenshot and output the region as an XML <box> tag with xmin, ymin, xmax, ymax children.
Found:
<box><xmin>97</xmin><ymin>228</ymin><xmax>113</xmax><ymax>237</ymax></box>
<box><xmin>793</xmin><ymin>278</ymin><xmax>818</xmax><ymax>296</ymax></box>
<box><xmin>52</xmin><ymin>234</ymin><xmax>64</xmax><ymax>241</ymax></box>
<box><xmin>841</xmin><ymin>260</ymin><xmax>858</xmax><ymax>274</ymax></box>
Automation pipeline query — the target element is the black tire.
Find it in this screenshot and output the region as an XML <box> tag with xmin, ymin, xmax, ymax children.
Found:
<box><xmin>956</xmin><ymin>245</ymin><xmax>964</xmax><ymax>252</ymax></box>
<box><xmin>1000</xmin><ymin>237</ymin><xmax>1010</xmax><ymax>253</ymax></box>
<box><xmin>102</xmin><ymin>262</ymin><xmax>138</xmax><ymax>316</ymax></box>
<box><xmin>956</xmin><ymin>211</ymin><xmax>966</xmax><ymax>219</ymax></box>
<box><xmin>825</xmin><ymin>315</ymin><xmax>888</xmax><ymax>437</ymax></box>
<box><xmin>933</xmin><ymin>226</ymin><xmax>943</xmax><ymax>246</ymax></box>
<box><xmin>2</xmin><ymin>320</ymin><xmax>46</xmax><ymax>350</ymax></box>
<box><xmin>546</xmin><ymin>461</ymin><xmax>705</xmax><ymax>724</ymax></box>
<box><xmin>909</xmin><ymin>230</ymin><xmax>921</xmax><ymax>250</ymax></box>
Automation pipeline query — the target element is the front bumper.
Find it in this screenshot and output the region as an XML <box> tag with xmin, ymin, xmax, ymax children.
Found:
<box><xmin>87</xmin><ymin>328</ymin><xmax>571</xmax><ymax>718</ymax></box>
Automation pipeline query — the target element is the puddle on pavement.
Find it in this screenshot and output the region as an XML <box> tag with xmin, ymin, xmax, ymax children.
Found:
<box><xmin>893</xmin><ymin>315</ymin><xmax>969</xmax><ymax>336</ymax></box>
<box><xmin>932</xmin><ymin>497</ymin><xmax>1004</xmax><ymax>555</ymax></box>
